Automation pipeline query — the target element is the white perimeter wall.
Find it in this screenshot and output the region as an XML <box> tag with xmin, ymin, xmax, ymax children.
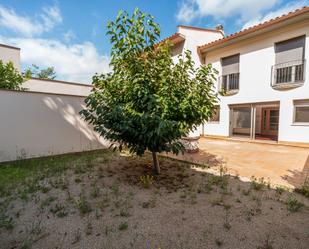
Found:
<box><xmin>203</xmin><ymin>20</ymin><xmax>309</xmax><ymax>144</ymax></box>
<box><xmin>0</xmin><ymin>89</ymin><xmax>108</xmax><ymax>162</ymax></box>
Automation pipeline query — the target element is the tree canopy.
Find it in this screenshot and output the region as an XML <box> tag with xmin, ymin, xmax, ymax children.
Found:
<box><xmin>0</xmin><ymin>60</ymin><xmax>24</xmax><ymax>90</ymax></box>
<box><xmin>25</xmin><ymin>64</ymin><xmax>57</xmax><ymax>80</ymax></box>
<box><xmin>81</xmin><ymin>9</ymin><xmax>218</xmax><ymax>174</ymax></box>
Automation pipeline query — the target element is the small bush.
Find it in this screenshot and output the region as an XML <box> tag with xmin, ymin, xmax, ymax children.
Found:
<box><xmin>286</xmin><ymin>197</ymin><xmax>304</xmax><ymax>213</ymax></box>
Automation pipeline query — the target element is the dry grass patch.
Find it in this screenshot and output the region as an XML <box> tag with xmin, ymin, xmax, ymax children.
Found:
<box><xmin>0</xmin><ymin>149</ymin><xmax>308</xmax><ymax>249</ymax></box>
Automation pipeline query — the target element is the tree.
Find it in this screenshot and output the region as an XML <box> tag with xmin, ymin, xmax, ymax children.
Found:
<box><xmin>0</xmin><ymin>60</ymin><xmax>24</xmax><ymax>90</ymax></box>
<box><xmin>25</xmin><ymin>64</ymin><xmax>57</xmax><ymax>80</ymax></box>
<box><xmin>81</xmin><ymin>9</ymin><xmax>218</xmax><ymax>174</ymax></box>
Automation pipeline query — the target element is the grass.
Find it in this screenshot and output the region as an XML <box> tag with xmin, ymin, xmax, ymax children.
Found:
<box><xmin>0</xmin><ymin>149</ymin><xmax>113</xmax><ymax>196</ymax></box>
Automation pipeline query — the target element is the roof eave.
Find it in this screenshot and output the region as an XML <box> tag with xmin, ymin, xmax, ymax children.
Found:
<box><xmin>198</xmin><ymin>7</ymin><xmax>309</xmax><ymax>54</ymax></box>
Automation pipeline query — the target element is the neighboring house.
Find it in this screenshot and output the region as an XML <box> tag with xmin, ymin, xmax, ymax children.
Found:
<box><xmin>167</xmin><ymin>7</ymin><xmax>309</xmax><ymax>146</ymax></box>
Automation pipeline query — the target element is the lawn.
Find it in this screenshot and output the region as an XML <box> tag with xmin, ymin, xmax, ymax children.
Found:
<box><xmin>0</xmin><ymin>150</ymin><xmax>308</xmax><ymax>249</ymax></box>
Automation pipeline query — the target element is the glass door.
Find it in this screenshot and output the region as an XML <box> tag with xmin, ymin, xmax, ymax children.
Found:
<box><xmin>231</xmin><ymin>106</ymin><xmax>252</xmax><ymax>138</ymax></box>
<box><xmin>261</xmin><ymin>108</ymin><xmax>279</xmax><ymax>137</ymax></box>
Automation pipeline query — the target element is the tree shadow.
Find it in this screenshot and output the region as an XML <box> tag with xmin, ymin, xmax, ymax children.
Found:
<box><xmin>282</xmin><ymin>154</ymin><xmax>309</xmax><ymax>188</ymax></box>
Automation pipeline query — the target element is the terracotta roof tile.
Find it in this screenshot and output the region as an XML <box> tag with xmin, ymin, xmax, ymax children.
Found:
<box><xmin>198</xmin><ymin>6</ymin><xmax>309</xmax><ymax>54</ymax></box>
<box><xmin>155</xmin><ymin>32</ymin><xmax>185</xmax><ymax>47</ymax></box>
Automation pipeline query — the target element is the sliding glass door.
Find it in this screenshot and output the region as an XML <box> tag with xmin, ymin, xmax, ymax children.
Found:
<box><xmin>230</xmin><ymin>106</ymin><xmax>252</xmax><ymax>138</ymax></box>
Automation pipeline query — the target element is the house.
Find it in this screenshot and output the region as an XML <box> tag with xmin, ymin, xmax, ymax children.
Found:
<box><xmin>166</xmin><ymin>7</ymin><xmax>309</xmax><ymax>146</ymax></box>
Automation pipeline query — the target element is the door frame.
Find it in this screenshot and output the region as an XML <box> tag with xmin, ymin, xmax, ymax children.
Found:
<box><xmin>261</xmin><ymin>107</ymin><xmax>280</xmax><ymax>136</ymax></box>
<box><xmin>229</xmin><ymin>101</ymin><xmax>280</xmax><ymax>141</ymax></box>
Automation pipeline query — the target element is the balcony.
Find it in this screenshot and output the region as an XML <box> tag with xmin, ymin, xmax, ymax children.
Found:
<box><xmin>271</xmin><ymin>60</ymin><xmax>305</xmax><ymax>89</ymax></box>
<box><xmin>219</xmin><ymin>73</ymin><xmax>239</xmax><ymax>95</ymax></box>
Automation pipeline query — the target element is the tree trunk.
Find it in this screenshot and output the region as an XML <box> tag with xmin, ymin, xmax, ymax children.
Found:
<box><xmin>152</xmin><ymin>151</ymin><xmax>160</xmax><ymax>175</ymax></box>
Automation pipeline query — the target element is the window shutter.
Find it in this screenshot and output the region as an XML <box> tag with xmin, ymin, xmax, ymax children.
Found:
<box><xmin>221</xmin><ymin>54</ymin><xmax>239</xmax><ymax>75</ymax></box>
<box><xmin>275</xmin><ymin>36</ymin><xmax>305</xmax><ymax>64</ymax></box>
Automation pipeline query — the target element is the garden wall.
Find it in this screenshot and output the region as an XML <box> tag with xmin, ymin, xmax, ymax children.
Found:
<box><xmin>0</xmin><ymin>89</ymin><xmax>107</xmax><ymax>162</ymax></box>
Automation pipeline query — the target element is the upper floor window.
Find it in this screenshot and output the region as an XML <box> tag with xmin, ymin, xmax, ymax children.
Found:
<box><xmin>220</xmin><ymin>54</ymin><xmax>240</xmax><ymax>94</ymax></box>
<box><xmin>294</xmin><ymin>99</ymin><xmax>309</xmax><ymax>124</ymax></box>
<box><xmin>272</xmin><ymin>36</ymin><xmax>306</xmax><ymax>88</ymax></box>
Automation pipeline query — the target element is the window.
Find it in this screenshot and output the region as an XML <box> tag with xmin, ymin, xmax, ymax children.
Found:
<box><xmin>209</xmin><ymin>106</ymin><xmax>220</xmax><ymax>122</ymax></box>
<box><xmin>294</xmin><ymin>100</ymin><xmax>309</xmax><ymax>123</ymax></box>
<box><xmin>273</xmin><ymin>36</ymin><xmax>306</xmax><ymax>86</ymax></box>
<box><xmin>220</xmin><ymin>54</ymin><xmax>240</xmax><ymax>92</ymax></box>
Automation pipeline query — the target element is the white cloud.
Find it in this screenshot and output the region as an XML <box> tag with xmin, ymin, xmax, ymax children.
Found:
<box><xmin>176</xmin><ymin>0</ymin><xmax>279</xmax><ymax>23</ymax></box>
<box><xmin>64</xmin><ymin>30</ymin><xmax>76</xmax><ymax>42</ymax></box>
<box><xmin>0</xmin><ymin>36</ymin><xmax>110</xmax><ymax>83</ymax></box>
<box><xmin>242</xmin><ymin>1</ymin><xmax>308</xmax><ymax>29</ymax></box>
<box><xmin>0</xmin><ymin>4</ymin><xmax>110</xmax><ymax>83</ymax></box>
<box><xmin>0</xmin><ymin>5</ymin><xmax>62</xmax><ymax>36</ymax></box>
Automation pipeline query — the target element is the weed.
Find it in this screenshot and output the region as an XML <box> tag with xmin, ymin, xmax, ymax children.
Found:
<box><xmin>250</xmin><ymin>176</ymin><xmax>267</xmax><ymax>191</ymax></box>
<box><xmin>50</xmin><ymin>203</ymin><xmax>64</xmax><ymax>214</ymax></box>
<box><xmin>257</xmin><ymin>235</ymin><xmax>274</xmax><ymax>249</ymax></box>
<box><xmin>85</xmin><ymin>221</ymin><xmax>93</xmax><ymax>235</ymax></box>
<box><xmin>90</xmin><ymin>185</ymin><xmax>100</xmax><ymax>198</ymax></box>
<box><xmin>215</xmin><ymin>238</ymin><xmax>223</xmax><ymax>247</ymax></box>
<box><xmin>0</xmin><ymin>213</ymin><xmax>14</xmax><ymax>230</ymax></box>
<box><xmin>140</xmin><ymin>175</ymin><xmax>154</xmax><ymax>188</ymax></box>
<box><xmin>76</xmin><ymin>194</ymin><xmax>92</xmax><ymax>214</ymax></box>
<box><xmin>286</xmin><ymin>197</ymin><xmax>304</xmax><ymax>213</ymax></box>
<box><xmin>72</xmin><ymin>229</ymin><xmax>81</xmax><ymax>244</ymax></box>
<box><xmin>111</xmin><ymin>182</ymin><xmax>120</xmax><ymax>196</ymax></box>
<box><xmin>275</xmin><ymin>186</ymin><xmax>286</xmax><ymax>195</ymax></box>
<box><xmin>223</xmin><ymin>210</ymin><xmax>231</xmax><ymax>230</ymax></box>
<box><xmin>118</xmin><ymin>222</ymin><xmax>128</xmax><ymax>231</ymax></box>
<box><xmin>294</xmin><ymin>179</ymin><xmax>309</xmax><ymax>198</ymax></box>
<box><xmin>242</xmin><ymin>188</ymin><xmax>251</xmax><ymax>196</ymax></box>
<box><xmin>40</xmin><ymin>196</ymin><xmax>56</xmax><ymax>209</ymax></box>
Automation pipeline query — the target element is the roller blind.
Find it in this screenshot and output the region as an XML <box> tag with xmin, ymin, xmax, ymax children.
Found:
<box><xmin>221</xmin><ymin>54</ymin><xmax>239</xmax><ymax>75</ymax></box>
<box><xmin>275</xmin><ymin>35</ymin><xmax>305</xmax><ymax>64</ymax></box>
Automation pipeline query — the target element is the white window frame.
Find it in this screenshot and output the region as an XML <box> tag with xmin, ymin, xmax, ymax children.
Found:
<box><xmin>293</xmin><ymin>100</ymin><xmax>309</xmax><ymax>125</ymax></box>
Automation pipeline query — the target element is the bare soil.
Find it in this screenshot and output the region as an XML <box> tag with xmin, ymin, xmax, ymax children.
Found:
<box><xmin>0</xmin><ymin>150</ymin><xmax>308</xmax><ymax>249</ymax></box>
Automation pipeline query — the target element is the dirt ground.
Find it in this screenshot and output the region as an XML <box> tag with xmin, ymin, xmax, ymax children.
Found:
<box><xmin>0</xmin><ymin>150</ymin><xmax>308</xmax><ymax>249</ymax></box>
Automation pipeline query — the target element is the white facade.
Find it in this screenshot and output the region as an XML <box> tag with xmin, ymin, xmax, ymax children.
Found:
<box><xmin>168</xmin><ymin>12</ymin><xmax>309</xmax><ymax>145</ymax></box>
<box><xmin>201</xmin><ymin>17</ymin><xmax>309</xmax><ymax>144</ymax></box>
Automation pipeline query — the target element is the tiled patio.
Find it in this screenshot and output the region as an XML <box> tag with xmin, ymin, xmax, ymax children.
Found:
<box><xmin>167</xmin><ymin>137</ymin><xmax>309</xmax><ymax>188</ymax></box>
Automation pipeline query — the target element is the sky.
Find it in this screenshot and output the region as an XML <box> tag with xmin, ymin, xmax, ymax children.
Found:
<box><xmin>0</xmin><ymin>0</ymin><xmax>307</xmax><ymax>83</ymax></box>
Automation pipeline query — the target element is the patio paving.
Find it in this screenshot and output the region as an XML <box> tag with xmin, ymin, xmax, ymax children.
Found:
<box><xmin>166</xmin><ymin>137</ymin><xmax>309</xmax><ymax>188</ymax></box>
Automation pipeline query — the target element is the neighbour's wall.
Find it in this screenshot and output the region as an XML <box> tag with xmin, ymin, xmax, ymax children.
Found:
<box><xmin>23</xmin><ymin>78</ymin><xmax>92</xmax><ymax>96</ymax></box>
<box><xmin>0</xmin><ymin>44</ymin><xmax>21</xmax><ymax>70</ymax></box>
<box><xmin>0</xmin><ymin>89</ymin><xmax>107</xmax><ymax>162</ymax></box>
<box><xmin>203</xmin><ymin>19</ymin><xmax>309</xmax><ymax>143</ymax></box>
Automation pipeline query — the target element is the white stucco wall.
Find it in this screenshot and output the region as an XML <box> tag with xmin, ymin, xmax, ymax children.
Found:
<box><xmin>172</xmin><ymin>26</ymin><xmax>223</xmax><ymax>65</ymax></box>
<box><xmin>170</xmin><ymin>27</ymin><xmax>223</xmax><ymax>137</ymax></box>
<box><xmin>23</xmin><ymin>78</ymin><xmax>92</xmax><ymax>96</ymax></box>
<box><xmin>0</xmin><ymin>89</ymin><xmax>107</xmax><ymax>162</ymax></box>
<box><xmin>203</xmin><ymin>20</ymin><xmax>309</xmax><ymax>143</ymax></box>
<box><xmin>0</xmin><ymin>44</ymin><xmax>21</xmax><ymax>71</ymax></box>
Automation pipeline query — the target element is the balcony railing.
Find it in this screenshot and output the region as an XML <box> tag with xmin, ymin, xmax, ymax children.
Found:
<box><xmin>271</xmin><ymin>60</ymin><xmax>305</xmax><ymax>89</ymax></box>
<box><xmin>219</xmin><ymin>73</ymin><xmax>240</xmax><ymax>95</ymax></box>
